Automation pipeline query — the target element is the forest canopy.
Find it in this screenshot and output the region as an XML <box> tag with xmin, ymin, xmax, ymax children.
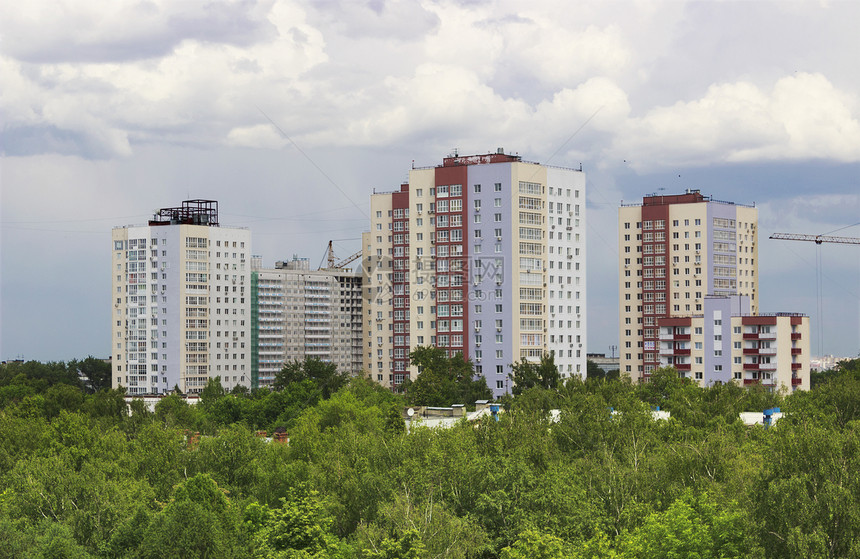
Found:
<box><xmin>1</xmin><ymin>356</ymin><xmax>859</xmax><ymax>558</ymax></box>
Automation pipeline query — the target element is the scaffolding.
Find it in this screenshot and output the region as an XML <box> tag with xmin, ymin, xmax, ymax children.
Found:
<box><xmin>150</xmin><ymin>199</ymin><xmax>219</xmax><ymax>227</ymax></box>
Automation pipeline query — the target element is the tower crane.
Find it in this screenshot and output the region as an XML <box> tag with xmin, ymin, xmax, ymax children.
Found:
<box><xmin>770</xmin><ymin>231</ymin><xmax>860</xmax><ymax>356</ymax></box>
<box><xmin>769</xmin><ymin>233</ymin><xmax>860</xmax><ymax>245</ymax></box>
<box><xmin>323</xmin><ymin>240</ymin><xmax>362</xmax><ymax>270</ymax></box>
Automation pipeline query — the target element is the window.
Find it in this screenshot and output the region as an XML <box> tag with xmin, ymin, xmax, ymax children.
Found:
<box><xmin>496</xmin><ymin>380</ymin><xmax>504</xmax><ymax>389</ymax></box>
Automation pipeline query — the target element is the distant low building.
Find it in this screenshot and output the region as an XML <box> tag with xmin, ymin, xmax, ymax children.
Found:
<box><xmin>586</xmin><ymin>353</ymin><xmax>619</xmax><ymax>373</ymax></box>
<box><xmin>810</xmin><ymin>355</ymin><xmax>851</xmax><ymax>371</ymax></box>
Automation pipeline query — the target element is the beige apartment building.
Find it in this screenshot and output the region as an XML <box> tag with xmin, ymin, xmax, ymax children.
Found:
<box><xmin>618</xmin><ymin>190</ymin><xmax>758</xmax><ymax>382</ymax></box>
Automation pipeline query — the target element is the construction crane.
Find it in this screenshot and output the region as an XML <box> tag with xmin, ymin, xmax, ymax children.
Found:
<box><xmin>769</xmin><ymin>233</ymin><xmax>860</xmax><ymax>245</ymax></box>
<box><xmin>323</xmin><ymin>240</ymin><xmax>362</xmax><ymax>270</ymax></box>
<box><xmin>770</xmin><ymin>231</ymin><xmax>860</xmax><ymax>356</ymax></box>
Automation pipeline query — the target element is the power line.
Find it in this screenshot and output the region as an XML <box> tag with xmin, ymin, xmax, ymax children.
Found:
<box><xmin>256</xmin><ymin>106</ymin><xmax>369</xmax><ymax>220</ymax></box>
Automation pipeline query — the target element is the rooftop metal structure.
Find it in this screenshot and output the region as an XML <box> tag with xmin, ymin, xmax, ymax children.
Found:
<box><xmin>149</xmin><ymin>199</ymin><xmax>219</xmax><ymax>227</ymax></box>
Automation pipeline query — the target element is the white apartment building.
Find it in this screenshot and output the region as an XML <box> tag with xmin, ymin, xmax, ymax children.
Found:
<box><xmin>251</xmin><ymin>257</ymin><xmax>363</xmax><ymax>388</ymax></box>
<box><xmin>111</xmin><ymin>200</ymin><xmax>251</xmax><ymax>395</ymax></box>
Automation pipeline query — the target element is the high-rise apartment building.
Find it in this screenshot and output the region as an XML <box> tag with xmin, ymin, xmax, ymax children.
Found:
<box><xmin>111</xmin><ymin>200</ymin><xmax>251</xmax><ymax>395</ymax></box>
<box><xmin>251</xmin><ymin>256</ymin><xmax>363</xmax><ymax>388</ymax></box>
<box><xmin>659</xmin><ymin>295</ymin><xmax>810</xmax><ymax>389</ymax></box>
<box><xmin>618</xmin><ymin>190</ymin><xmax>758</xmax><ymax>382</ymax></box>
<box><xmin>363</xmin><ymin>150</ymin><xmax>586</xmax><ymax>397</ymax></box>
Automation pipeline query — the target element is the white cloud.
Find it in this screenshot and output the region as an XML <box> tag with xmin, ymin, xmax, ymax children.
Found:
<box><xmin>3</xmin><ymin>0</ymin><xmax>859</xmax><ymax>170</ymax></box>
<box><xmin>226</xmin><ymin>124</ymin><xmax>288</xmax><ymax>149</ymax></box>
<box><xmin>612</xmin><ymin>73</ymin><xmax>860</xmax><ymax>171</ymax></box>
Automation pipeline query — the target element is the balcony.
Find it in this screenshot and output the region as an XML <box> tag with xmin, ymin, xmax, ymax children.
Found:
<box><xmin>791</xmin><ymin>333</ymin><xmax>802</xmax><ymax>340</ymax></box>
<box><xmin>743</xmin><ymin>363</ymin><xmax>760</xmax><ymax>370</ymax></box>
<box><xmin>675</xmin><ymin>363</ymin><xmax>691</xmax><ymax>371</ymax></box>
<box><xmin>743</xmin><ymin>378</ymin><xmax>759</xmax><ymax>386</ymax></box>
<box><xmin>743</xmin><ymin>333</ymin><xmax>759</xmax><ymax>340</ymax></box>
<box><xmin>791</xmin><ymin>348</ymin><xmax>802</xmax><ymax>355</ymax></box>
<box><xmin>791</xmin><ymin>377</ymin><xmax>803</xmax><ymax>386</ymax></box>
<box><xmin>791</xmin><ymin>363</ymin><xmax>802</xmax><ymax>370</ymax></box>
<box><xmin>743</xmin><ymin>348</ymin><xmax>759</xmax><ymax>355</ymax></box>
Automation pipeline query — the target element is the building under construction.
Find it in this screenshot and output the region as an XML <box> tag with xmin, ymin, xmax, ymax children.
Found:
<box><xmin>250</xmin><ymin>248</ymin><xmax>363</xmax><ymax>388</ymax></box>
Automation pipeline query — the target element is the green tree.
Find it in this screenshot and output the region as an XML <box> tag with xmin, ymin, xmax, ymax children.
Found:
<box><xmin>404</xmin><ymin>346</ymin><xmax>491</xmax><ymax>406</ymax></box>
<box><xmin>193</xmin><ymin>425</ymin><xmax>265</xmax><ymax>496</ymax></box>
<box><xmin>247</xmin><ymin>485</ymin><xmax>347</xmax><ymax>558</ymax></box>
<box><xmin>586</xmin><ymin>359</ymin><xmax>604</xmax><ymax>380</ymax></box>
<box><xmin>68</xmin><ymin>356</ymin><xmax>112</xmax><ymax>393</ymax></box>
<box><xmin>500</xmin><ymin>530</ymin><xmax>573</xmax><ymax>559</ymax></box>
<box><xmin>617</xmin><ymin>491</ymin><xmax>754</xmax><ymax>559</ymax></box>
<box><xmin>755</xmin><ymin>421</ymin><xmax>860</xmax><ymax>558</ymax></box>
<box><xmin>274</xmin><ymin>358</ymin><xmax>348</xmax><ymax>399</ymax></box>
<box><xmin>137</xmin><ymin>474</ymin><xmax>241</xmax><ymax>559</ymax></box>
<box><xmin>509</xmin><ymin>353</ymin><xmax>560</xmax><ymax>396</ymax></box>
<box><xmin>154</xmin><ymin>393</ymin><xmax>201</xmax><ymax>430</ymax></box>
<box><xmin>363</xmin><ymin>529</ymin><xmax>425</xmax><ymax>559</ymax></box>
<box><xmin>201</xmin><ymin>376</ymin><xmax>227</xmax><ymax>407</ymax></box>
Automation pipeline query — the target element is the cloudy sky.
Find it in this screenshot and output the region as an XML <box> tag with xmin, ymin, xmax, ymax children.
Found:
<box><xmin>2</xmin><ymin>0</ymin><xmax>859</xmax><ymax>363</ymax></box>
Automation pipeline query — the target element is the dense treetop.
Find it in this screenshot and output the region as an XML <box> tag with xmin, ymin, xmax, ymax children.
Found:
<box><xmin>1</xmin><ymin>356</ymin><xmax>859</xmax><ymax>558</ymax></box>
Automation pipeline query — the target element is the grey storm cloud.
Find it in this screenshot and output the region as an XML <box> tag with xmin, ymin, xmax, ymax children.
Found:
<box><xmin>2</xmin><ymin>1</ymin><xmax>277</xmax><ymax>64</ymax></box>
<box><xmin>1</xmin><ymin>0</ymin><xmax>859</xmax><ymax>361</ymax></box>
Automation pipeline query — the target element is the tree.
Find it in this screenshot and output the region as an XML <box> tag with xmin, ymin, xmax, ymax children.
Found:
<box><xmin>246</xmin><ymin>485</ymin><xmax>346</xmax><ymax>558</ymax></box>
<box><xmin>69</xmin><ymin>356</ymin><xmax>112</xmax><ymax>393</ymax></box>
<box><xmin>500</xmin><ymin>530</ymin><xmax>573</xmax><ymax>559</ymax></box>
<box><xmin>201</xmin><ymin>376</ymin><xmax>227</xmax><ymax>407</ymax></box>
<box><xmin>508</xmin><ymin>353</ymin><xmax>560</xmax><ymax>396</ymax></box>
<box><xmin>274</xmin><ymin>358</ymin><xmax>348</xmax><ymax>399</ymax></box>
<box><xmin>617</xmin><ymin>491</ymin><xmax>754</xmax><ymax>558</ymax></box>
<box><xmin>404</xmin><ymin>346</ymin><xmax>491</xmax><ymax>407</ymax></box>
<box><xmin>586</xmin><ymin>360</ymin><xmax>620</xmax><ymax>382</ymax></box>
<box><xmin>136</xmin><ymin>474</ymin><xmax>241</xmax><ymax>559</ymax></box>
<box><xmin>364</xmin><ymin>529</ymin><xmax>425</xmax><ymax>559</ymax></box>
<box><xmin>755</xmin><ymin>422</ymin><xmax>860</xmax><ymax>558</ymax></box>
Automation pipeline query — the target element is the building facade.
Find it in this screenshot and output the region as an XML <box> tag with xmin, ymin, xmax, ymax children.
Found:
<box><xmin>659</xmin><ymin>295</ymin><xmax>809</xmax><ymax>389</ymax></box>
<box><xmin>111</xmin><ymin>200</ymin><xmax>252</xmax><ymax>395</ymax></box>
<box><xmin>618</xmin><ymin>191</ymin><xmax>758</xmax><ymax>382</ymax></box>
<box><xmin>363</xmin><ymin>151</ymin><xmax>586</xmax><ymax>397</ymax></box>
<box><xmin>251</xmin><ymin>257</ymin><xmax>363</xmax><ymax>388</ymax></box>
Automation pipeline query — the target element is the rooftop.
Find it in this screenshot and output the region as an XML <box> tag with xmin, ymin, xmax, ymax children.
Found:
<box><xmin>621</xmin><ymin>189</ymin><xmax>756</xmax><ymax>208</ymax></box>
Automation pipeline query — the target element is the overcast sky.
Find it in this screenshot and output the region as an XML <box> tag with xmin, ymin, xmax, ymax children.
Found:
<box><xmin>2</xmin><ymin>0</ymin><xmax>859</xmax><ymax>363</ymax></box>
